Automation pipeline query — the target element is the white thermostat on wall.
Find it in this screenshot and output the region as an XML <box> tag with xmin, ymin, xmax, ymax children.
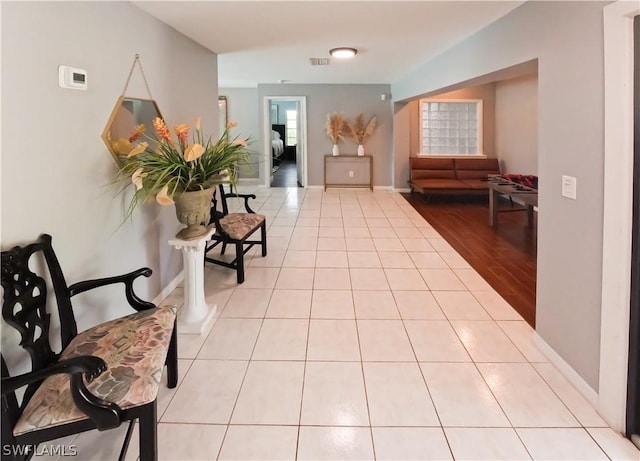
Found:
<box><xmin>58</xmin><ymin>65</ymin><xmax>87</xmax><ymax>90</ymax></box>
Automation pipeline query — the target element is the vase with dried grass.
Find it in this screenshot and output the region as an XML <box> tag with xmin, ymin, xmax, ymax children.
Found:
<box><xmin>346</xmin><ymin>114</ymin><xmax>377</xmax><ymax>156</ymax></box>
<box><xmin>325</xmin><ymin>112</ymin><xmax>346</xmax><ymax>156</ymax></box>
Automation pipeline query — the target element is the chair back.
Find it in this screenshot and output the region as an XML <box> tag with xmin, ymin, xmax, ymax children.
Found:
<box><xmin>1</xmin><ymin>234</ymin><xmax>78</xmax><ymax>430</ymax></box>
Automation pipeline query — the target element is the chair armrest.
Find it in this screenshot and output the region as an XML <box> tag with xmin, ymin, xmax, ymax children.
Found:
<box><xmin>223</xmin><ymin>191</ymin><xmax>256</xmax><ymax>214</ymax></box>
<box><xmin>2</xmin><ymin>356</ymin><xmax>123</xmax><ymax>430</ymax></box>
<box><xmin>1</xmin><ymin>356</ymin><xmax>107</xmax><ymax>394</ymax></box>
<box><xmin>67</xmin><ymin>268</ymin><xmax>155</xmax><ymax>312</ymax></box>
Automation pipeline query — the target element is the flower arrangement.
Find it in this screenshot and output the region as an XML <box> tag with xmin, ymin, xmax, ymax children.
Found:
<box><xmin>345</xmin><ymin>114</ymin><xmax>377</xmax><ymax>145</ymax></box>
<box><xmin>118</xmin><ymin>117</ymin><xmax>251</xmax><ymax>213</ymax></box>
<box><xmin>325</xmin><ymin>112</ymin><xmax>346</xmax><ymax>145</ymax></box>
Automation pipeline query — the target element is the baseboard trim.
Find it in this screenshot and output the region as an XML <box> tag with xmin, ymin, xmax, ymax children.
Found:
<box><xmin>152</xmin><ymin>270</ymin><xmax>184</xmax><ymax>306</ymax></box>
<box><xmin>394</xmin><ymin>188</ymin><xmax>412</xmax><ymax>193</ymax></box>
<box><xmin>306</xmin><ymin>185</ymin><xmax>325</xmax><ymax>190</ymax></box>
<box><xmin>373</xmin><ymin>186</ymin><xmax>393</xmax><ymax>191</ymax></box>
<box><xmin>533</xmin><ymin>332</ymin><xmax>598</xmax><ymax>406</ymax></box>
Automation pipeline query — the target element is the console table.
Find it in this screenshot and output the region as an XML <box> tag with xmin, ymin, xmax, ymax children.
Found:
<box><xmin>324</xmin><ymin>155</ymin><xmax>373</xmax><ymax>191</ymax></box>
<box><xmin>488</xmin><ymin>178</ymin><xmax>538</xmax><ymax>227</ymax></box>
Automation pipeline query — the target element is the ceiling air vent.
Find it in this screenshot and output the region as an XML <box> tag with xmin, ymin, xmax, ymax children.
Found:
<box><xmin>309</xmin><ymin>58</ymin><xmax>330</xmax><ymax>66</ymax></box>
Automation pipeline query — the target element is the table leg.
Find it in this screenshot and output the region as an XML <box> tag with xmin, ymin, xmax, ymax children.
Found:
<box><xmin>527</xmin><ymin>205</ymin><xmax>534</xmax><ymax>228</ymax></box>
<box><xmin>489</xmin><ymin>188</ymin><xmax>499</xmax><ymax>227</ymax></box>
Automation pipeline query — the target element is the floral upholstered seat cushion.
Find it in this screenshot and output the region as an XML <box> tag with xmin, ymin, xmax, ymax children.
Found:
<box><xmin>13</xmin><ymin>305</ymin><xmax>176</xmax><ymax>436</ymax></box>
<box><xmin>219</xmin><ymin>213</ymin><xmax>265</xmax><ymax>240</ymax></box>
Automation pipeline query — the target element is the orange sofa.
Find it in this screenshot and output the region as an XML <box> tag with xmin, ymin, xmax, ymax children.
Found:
<box><xmin>408</xmin><ymin>157</ymin><xmax>500</xmax><ymax>195</ymax></box>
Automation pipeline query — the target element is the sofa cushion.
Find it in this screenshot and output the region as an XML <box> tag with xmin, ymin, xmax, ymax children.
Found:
<box><xmin>13</xmin><ymin>305</ymin><xmax>177</xmax><ymax>435</ymax></box>
<box><xmin>410</xmin><ymin>158</ymin><xmax>456</xmax><ymax>180</ymax></box>
<box><xmin>453</xmin><ymin>158</ymin><xmax>500</xmax><ymax>171</ymax></box>
<box><xmin>410</xmin><ymin>179</ymin><xmax>467</xmax><ymax>190</ymax></box>
<box><xmin>459</xmin><ymin>179</ymin><xmax>491</xmax><ymax>190</ymax></box>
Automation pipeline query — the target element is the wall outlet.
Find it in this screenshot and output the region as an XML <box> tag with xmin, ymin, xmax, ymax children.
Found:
<box><xmin>348</xmin><ymin>170</ymin><xmax>354</xmax><ymax>178</ymax></box>
<box><xmin>562</xmin><ymin>175</ymin><xmax>577</xmax><ymax>200</ymax></box>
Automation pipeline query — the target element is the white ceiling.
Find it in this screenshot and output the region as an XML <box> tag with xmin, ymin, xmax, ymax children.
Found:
<box><xmin>135</xmin><ymin>1</ymin><xmax>525</xmax><ymax>88</ymax></box>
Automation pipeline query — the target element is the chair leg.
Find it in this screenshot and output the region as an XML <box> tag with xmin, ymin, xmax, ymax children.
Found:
<box><xmin>221</xmin><ymin>242</ymin><xmax>227</xmax><ymax>255</ymax></box>
<box><xmin>138</xmin><ymin>401</ymin><xmax>158</xmax><ymax>461</ymax></box>
<box><xmin>236</xmin><ymin>242</ymin><xmax>245</xmax><ymax>284</ymax></box>
<box><xmin>261</xmin><ymin>222</ymin><xmax>267</xmax><ymax>257</ymax></box>
<box><xmin>165</xmin><ymin>324</ymin><xmax>178</xmax><ymax>389</ymax></box>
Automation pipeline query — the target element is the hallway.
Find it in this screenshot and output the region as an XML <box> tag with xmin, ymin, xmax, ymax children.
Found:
<box><xmin>52</xmin><ymin>188</ymin><xmax>639</xmax><ymax>460</ymax></box>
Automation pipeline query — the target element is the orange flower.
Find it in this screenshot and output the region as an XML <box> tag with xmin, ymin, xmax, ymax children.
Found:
<box><xmin>128</xmin><ymin>124</ymin><xmax>146</xmax><ymax>143</ymax></box>
<box><xmin>153</xmin><ymin>117</ymin><xmax>172</xmax><ymax>144</ymax></box>
<box><xmin>174</xmin><ymin>123</ymin><xmax>189</xmax><ymax>145</ymax></box>
<box><xmin>227</xmin><ymin>121</ymin><xmax>238</xmax><ymax>128</ymax></box>
<box><xmin>127</xmin><ymin>141</ymin><xmax>149</xmax><ymax>158</ymax></box>
<box><xmin>184</xmin><ymin>144</ymin><xmax>204</xmax><ymax>162</ymax></box>
<box><xmin>233</xmin><ymin>138</ymin><xmax>248</xmax><ymax>147</ymax></box>
<box><xmin>194</xmin><ymin>117</ymin><xmax>201</xmax><ymax>132</ymax></box>
<box><xmin>156</xmin><ymin>186</ymin><xmax>174</xmax><ymax>206</ymax></box>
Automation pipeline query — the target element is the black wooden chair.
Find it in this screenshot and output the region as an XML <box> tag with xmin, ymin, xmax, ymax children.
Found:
<box><xmin>204</xmin><ymin>184</ymin><xmax>267</xmax><ymax>283</ymax></box>
<box><xmin>1</xmin><ymin>234</ymin><xmax>178</xmax><ymax>461</ymax></box>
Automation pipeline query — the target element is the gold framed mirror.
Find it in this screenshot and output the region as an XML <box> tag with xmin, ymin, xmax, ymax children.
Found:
<box><xmin>102</xmin><ymin>96</ymin><xmax>163</xmax><ymax>165</ymax></box>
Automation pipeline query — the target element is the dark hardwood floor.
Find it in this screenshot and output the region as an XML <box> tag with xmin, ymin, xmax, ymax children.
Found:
<box><xmin>402</xmin><ymin>193</ymin><xmax>537</xmax><ymax>327</ymax></box>
<box><xmin>272</xmin><ymin>159</ymin><xmax>301</xmax><ymax>188</ymax></box>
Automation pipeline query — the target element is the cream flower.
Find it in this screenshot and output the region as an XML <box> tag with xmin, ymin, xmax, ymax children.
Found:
<box><xmin>184</xmin><ymin>144</ymin><xmax>205</xmax><ymax>162</ymax></box>
<box><xmin>127</xmin><ymin>141</ymin><xmax>149</xmax><ymax>158</ymax></box>
<box><xmin>156</xmin><ymin>186</ymin><xmax>174</xmax><ymax>206</ymax></box>
<box><xmin>131</xmin><ymin>168</ymin><xmax>145</xmax><ymax>190</ymax></box>
<box><xmin>227</xmin><ymin>121</ymin><xmax>238</xmax><ymax>128</ymax></box>
<box><xmin>233</xmin><ymin>138</ymin><xmax>248</xmax><ymax>147</ymax></box>
<box><xmin>194</xmin><ymin>116</ymin><xmax>201</xmax><ymax>132</ymax></box>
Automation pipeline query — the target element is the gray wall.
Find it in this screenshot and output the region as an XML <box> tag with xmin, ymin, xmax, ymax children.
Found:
<box><xmin>393</xmin><ymin>0</ymin><xmax>607</xmax><ymax>389</ymax></box>
<box><xmin>219</xmin><ymin>87</ymin><xmax>260</xmax><ymax>178</ymax></box>
<box><xmin>258</xmin><ymin>84</ymin><xmax>393</xmax><ymax>187</ymax></box>
<box><xmin>495</xmin><ymin>74</ymin><xmax>538</xmax><ymax>174</ymax></box>
<box><xmin>1</xmin><ymin>2</ymin><xmax>218</xmax><ymax>362</ymax></box>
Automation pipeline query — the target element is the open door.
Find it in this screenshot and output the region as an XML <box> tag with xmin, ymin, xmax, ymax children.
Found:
<box><xmin>264</xmin><ymin>96</ymin><xmax>307</xmax><ymax>188</ymax></box>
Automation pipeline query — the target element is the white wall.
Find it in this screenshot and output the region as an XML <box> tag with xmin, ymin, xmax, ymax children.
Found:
<box><xmin>393</xmin><ymin>0</ymin><xmax>607</xmax><ymax>390</ymax></box>
<box><xmin>1</xmin><ymin>2</ymin><xmax>218</xmax><ymax>362</ymax></box>
<box><xmin>495</xmin><ymin>74</ymin><xmax>538</xmax><ymax>174</ymax></box>
<box><xmin>257</xmin><ymin>84</ymin><xmax>393</xmax><ymax>187</ymax></box>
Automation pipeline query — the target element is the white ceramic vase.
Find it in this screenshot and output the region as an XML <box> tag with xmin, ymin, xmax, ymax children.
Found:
<box><xmin>332</xmin><ymin>144</ymin><xmax>339</xmax><ymax>156</ymax></box>
<box><xmin>357</xmin><ymin>144</ymin><xmax>365</xmax><ymax>156</ymax></box>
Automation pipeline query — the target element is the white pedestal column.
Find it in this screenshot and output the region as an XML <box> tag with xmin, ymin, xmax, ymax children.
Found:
<box><xmin>168</xmin><ymin>228</ymin><xmax>216</xmax><ymax>335</ymax></box>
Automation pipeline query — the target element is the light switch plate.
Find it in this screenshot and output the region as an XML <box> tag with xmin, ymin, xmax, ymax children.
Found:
<box><xmin>562</xmin><ymin>175</ymin><xmax>577</xmax><ymax>200</ymax></box>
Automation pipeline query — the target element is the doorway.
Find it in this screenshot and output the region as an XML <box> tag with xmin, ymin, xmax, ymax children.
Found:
<box><xmin>264</xmin><ymin>96</ymin><xmax>307</xmax><ymax>188</ymax></box>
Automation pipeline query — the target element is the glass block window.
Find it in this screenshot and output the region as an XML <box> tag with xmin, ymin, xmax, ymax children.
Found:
<box><xmin>420</xmin><ymin>99</ymin><xmax>482</xmax><ymax>155</ymax></box>
<box><xmin>286</xmin><ymin>110</ymin><xmax>297</xmax><ymax>146</ymax></box>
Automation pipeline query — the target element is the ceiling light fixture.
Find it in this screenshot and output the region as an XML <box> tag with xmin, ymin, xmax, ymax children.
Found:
<box><xmin>329</xmin><ymin>47</ymin><xmax>358</xmax><ymax>59</ymax></box>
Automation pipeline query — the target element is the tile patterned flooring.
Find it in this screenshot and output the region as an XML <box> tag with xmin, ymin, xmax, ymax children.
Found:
<box><xmin>37</xmin><ymin>188</ymin><xmax>639</xmax><ymax>460</ymax></box>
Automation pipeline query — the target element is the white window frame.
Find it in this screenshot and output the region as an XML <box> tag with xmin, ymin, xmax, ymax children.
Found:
<box><xmin>286</xmin><ymin>110</ymin><xmax>297</xmax><ymax>147</ymax></box>
<box><xmin>418</xmin><ymin>98</ymin><xmax>484</xmax><ymax>157</ymax></box>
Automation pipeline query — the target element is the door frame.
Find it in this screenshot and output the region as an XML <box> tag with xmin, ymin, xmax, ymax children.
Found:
<box><xmin>263</xmin><ymin>96</ymin><xmax>308</xmax><ymax>188</ymax></box>
<box><xmin>599</xmin><ymin>0</ymin><xmax>639</xmax><ymax>432</ymax></box>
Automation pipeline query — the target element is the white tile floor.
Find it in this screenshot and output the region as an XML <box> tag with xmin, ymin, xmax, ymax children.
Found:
<box><xmin>38</xmin><ymin>187</ymin><xmax>640</xmax><ymax>460</ymax></box>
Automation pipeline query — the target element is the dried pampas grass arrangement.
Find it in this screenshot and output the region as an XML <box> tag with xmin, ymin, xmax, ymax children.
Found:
<box><xmin>325</xmin><ymin>112</ymin><xmax>346</xmax><ymax>144</ymax></box>
<box><xmin>346</xmin><ymin>114</ymin><xmax>377</xmax><ymax>144</ymax></box>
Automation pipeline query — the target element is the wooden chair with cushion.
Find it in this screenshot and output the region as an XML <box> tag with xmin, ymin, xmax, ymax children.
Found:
<box><xmin>204</xmin><ymin>184</ymin><xmax>267</xmax><ymax>283</ymax></box>
<box><xmin>1</xmin><ymin>234</ymin><xmax>178</xmax><ymax>461</ymax></box>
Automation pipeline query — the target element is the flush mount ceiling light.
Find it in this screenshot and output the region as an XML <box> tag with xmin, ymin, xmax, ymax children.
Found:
<box><xmin>329</xmin><ymin>47</ymin><xmax>358</xmax><ymax>59</ymax></box>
